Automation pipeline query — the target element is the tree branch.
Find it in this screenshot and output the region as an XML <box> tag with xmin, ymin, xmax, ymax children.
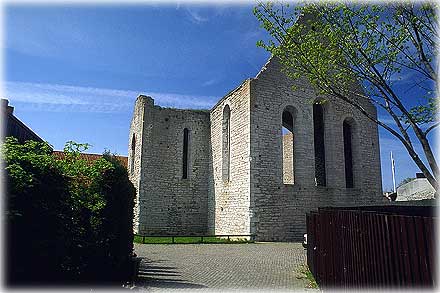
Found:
<box><xmin>425</xmin><ymin>122</ymin><xmax>440</xmax><ymax>135</ymax></box>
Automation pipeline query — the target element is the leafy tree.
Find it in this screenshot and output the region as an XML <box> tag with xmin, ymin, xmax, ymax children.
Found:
<box><xmin>254</xmin><ymin>2</ymin><xmax>438</xmax><ymax>192</ymax></box>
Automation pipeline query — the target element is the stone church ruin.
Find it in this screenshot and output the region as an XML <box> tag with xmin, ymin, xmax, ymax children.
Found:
<box><xmin>128</xmin><ymin>57</ymin><xmax>383</xmax><ymax>241</ymax></box>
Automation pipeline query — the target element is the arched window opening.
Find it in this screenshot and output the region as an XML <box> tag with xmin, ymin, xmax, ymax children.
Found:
<box><xmin>343</xmin><ymin>119</ymin><xmax>354</xmax><ymax>188</ymax></box>
<box><xmin>313</xmin><ymin>103</ymin><xmax>326</xmax><ymax>186</ymax></box>
<box><xmin>130</xmin><ymin>134</ymin><xmax>136</xmax><ymax>175</ymax></box>
<box><xmin>182</xmin><ymin>128</ymin><xmax>190</xmax><ymax>179</ymax></box>
<box><xmin>222</xmin><ymin>105</ymin><xmax>231</xmax><ymax>182</ymax></box>
<box><xmin>282</xmin><ymin>108</ymin><xmax>295</xmax><ymax>184</ymax></box>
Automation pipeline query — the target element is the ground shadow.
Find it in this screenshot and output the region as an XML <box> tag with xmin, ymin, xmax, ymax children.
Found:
<box><xmin>135</xmin><ymin>258</ymin><xmax>207</xmax><ymax>289</ymax></box>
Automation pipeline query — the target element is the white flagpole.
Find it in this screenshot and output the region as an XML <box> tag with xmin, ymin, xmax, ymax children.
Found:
<box><xmin>391</xmin><ymin>151</ymin><xmax>396</xmax><ymax>193</ymax></box>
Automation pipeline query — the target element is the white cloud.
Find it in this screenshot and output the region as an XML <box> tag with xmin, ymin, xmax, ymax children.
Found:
<box><xmin>378</xmin><ymin>117</ymin><xmax>398</xmax><ymax>126</ymax></box>
<box><xmin>243</xmin><ymin>29</ymin><xmax>262</xmax><ymax>42</ymax></box>
<box><xmin>389</xmin><ymin>72</ymin><xmax>414</xmax><ymax>83</ymax></box>
<box><xmin>202</xmin><ymin>78</ymin><xmax>218</xmax><ymax>87</ymax></box>
<box><xmin>185</xmin><ymin>8</ymin><xmax>209</xmax><ymax>24</ymax></box>
<box><xmin>5</xmin><ymin>10</ymin><xmax>94</xmax><ymax>59</ymax></box>
<box><xmin>3</xmin><ymin>81</ymin><xmax>218</xmax><ymax>113</ymax></box>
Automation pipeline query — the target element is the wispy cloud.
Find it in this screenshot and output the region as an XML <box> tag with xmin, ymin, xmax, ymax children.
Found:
<box><xmin>243</xmin><ymin>29</ymin><xmax>263</xmax><ymax>43</ymax></box>
<box><xmin>185</xmin><ymin>8</ymin><xmax>209</xmax><ymax>24</ymax></box>
<box><xmin>183</xmin><ymin>4</ymin><xmax>232</xmax><ymax>24</ymax></box>
<box><xmin>388</xmin><ymin>71</ymin><xmax>415</xmax><ymax>83</ymax></box>
<box><xmin>202</xmin><ymin>78</ymin><xmax>218</xmax><ymax>87</ymax></box>
<box><xmin>378</xmin><ymin>117</ymin><xmax>398</xmax><ymax>126</ymax></box>
<box><xmin>3</xmin><ymin>81</ymin><xmax>218</xmax><ymax>113</ymax></box>
<box><xmin>5</xmin><ymin>10</ymin><xmax>94</xmax><ymax>59</ymax></box>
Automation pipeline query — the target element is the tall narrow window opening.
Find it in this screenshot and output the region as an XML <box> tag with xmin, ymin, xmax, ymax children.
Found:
<box><xmin>130</xmin><ymin>134</ymin><xmax>136</xmax><ymax>174</ymax></box>
<box><xmin>182</xmin><ymin>128</ymin><xmax>189</xmax><ymax>179</ymax></box>
<box><xmin>343</xmin><ymin>119</ymin><xmax>354</xmax><ymax>188</ymax></box>
<box><xmin>282</xmin><ymin>108</ymin><xmax>295</xmax><ymax>184</ymax></box>
<box><xmin>222</xmin><ymin>105</ymin><xmax>231</xmax><ymax>182</ymax></box>
<box><xmin>313</xmin><ymin>103</ymin><xmax>326</xmax><ymax>186</ymax></box>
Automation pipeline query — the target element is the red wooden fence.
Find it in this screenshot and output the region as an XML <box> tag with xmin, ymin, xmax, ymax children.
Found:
<box><xmin>306</xmin><ymin>206</ymin><xmax>436</xmax><ymax>288</ymax></box>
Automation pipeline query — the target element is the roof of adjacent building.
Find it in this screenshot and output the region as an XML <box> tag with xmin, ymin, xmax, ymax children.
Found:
<box><xmin>52</xmin><ymin>151</ymin><xmax>128</xmax><ymax>169</ymax></box>
<box><xmin>3</xmin><ymin>99</ymin><xmax>44</xmax><ymax>143</ymax></box>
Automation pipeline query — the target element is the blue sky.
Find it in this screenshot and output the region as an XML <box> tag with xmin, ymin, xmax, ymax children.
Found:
<box><xmin>2</xmin><ymin>3</ymin><xmax>436</xmax><ymax>191</ymax></box>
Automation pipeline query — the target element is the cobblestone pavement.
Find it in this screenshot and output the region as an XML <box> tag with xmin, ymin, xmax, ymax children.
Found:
<box><xmin>133</xmin><ymin>242</ymin><xmax>310</xmax><ymax>291</ymax></box>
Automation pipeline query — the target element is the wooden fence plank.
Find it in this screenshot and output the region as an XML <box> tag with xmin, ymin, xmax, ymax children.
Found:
<box><xmin>400</xmin><ymin>216</ymin><xmax>412</xmax><ymax>286</ymax></box>
<box><xmin>346</xmin><ymin>211</ymin><xmax>353</xmax><ymax>287</ymax></box>
<box><xmin>423</xmin><ymin>217</ymin><xmax>434</xmax><ymax>287</ymax></box>
<box><xmin>379</xmin><ymin>214</ymin><xmax>391</xmax><ymax>287</ymax></box>
<box><xmin>315</xmin><ymin>212</ymin><xmax>322</xmax><ymax>285</ymax></box>
<box><xmin>373</xmin><ymin>214</ymin><xmax>384</xmax><ymax>286</ymax></box>
<box><xmin>341</xmin><ymin>211</ymin><xmax>348</xmax><ymax>287</ymax></box>
<box><xmin>349</xmin><ymin>211</ymin><xmax>356</xmax><ymax>287</ymax></box>
<box><xmin>362</xmin><ymin>213</ymin><xmax>372</xmax><ymax>286</ymax></box>
<box><xmin>414</xmin><ymin>217</ymin><xmax>430</xmax><ymax>286</ymax></box>
<box><xmin>383</xmin><ymin>214</ymin><xmax>394</xmax><ymax>287</ymax></box>
<box><xmin>367</xmin><ymin>213</ymin><xmax>378</xmax><ymax>286</ymax></box>
<box><xmin>336</xmin><ymin>211</ymin><xmax>344</xmax><ymax>287</ymax></box>
<box><xmin>341</xmin><ymin>211</ymin><xmax>348</xmax><ymax>288</ymax></box>
<box><xmin>354</xmin><ymin>211</ymin><xmax>359</xmax><ymax>287</ymax></box>
<box><xmin>328</xmin><ymin>212</ymin><xmax>335</xmax><ymax>287</ymax></box>
<box><xmin>357</xmin><ymin>212</ymin><xmax>367</xmax><ymax>287</ymax></box>
<box><xmin>312</xmin><ymin>213</ymin><xmax>316</xmax><ymax>276</ymax></box>
<box><xmin>390</xmin><ymin>215</ymin><xmax>402</xmax><ymax>286</ymax></box>
<box><xmin>408</xmin><ymin>216</ymin><xmax>419</xmax><ymax>285</ymax></box>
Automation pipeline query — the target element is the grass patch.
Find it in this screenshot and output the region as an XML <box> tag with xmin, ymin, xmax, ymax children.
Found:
<box><xmin>296</xmin><ymin>264</ymin><xmax>319</xmax><ymax>289</ymax></box>
<box><xmin>134</xmin><ymin>236</ymin><xmax>172</xmax><ymax>244</ymax></box>
<box><xmin>134</xmin><ymin>235</ymin><xmax>254</xmax><ymax>244</ymax></box>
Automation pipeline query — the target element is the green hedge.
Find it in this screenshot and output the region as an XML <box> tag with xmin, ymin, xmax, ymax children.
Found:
<box><xmin>4</xmin><ymin>137</ymin><xmax>135</xmax><ymax>286</ymax></box>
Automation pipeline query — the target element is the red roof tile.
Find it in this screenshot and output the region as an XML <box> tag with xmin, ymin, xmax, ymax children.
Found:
<box><xmin>53</xmin><ymin>151</ymin><xmax>128</xmax><ymax>169</ymax></box>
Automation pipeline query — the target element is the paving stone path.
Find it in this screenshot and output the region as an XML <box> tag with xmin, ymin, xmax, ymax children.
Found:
<box><xmin>133</xmin><ymin>242</ymin><xmax>310</xmax><ymax>291</ymax></box>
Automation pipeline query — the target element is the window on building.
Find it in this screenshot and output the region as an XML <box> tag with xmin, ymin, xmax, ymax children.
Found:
<box><xmin>182</xmin><ymin>128</ymin><xmax>190</xmax><ymax>179</ymax></box>
<box><xmin>131</xmin><ymin>134</ymin><xmax>136</xmax><ymax>175</ymax></box>
<box><xmin>282</xmin><ymin>107</ymin><xmax>295</xmax><ymax>184</ymax></box>
<box><xmin>222</xmin><ymin>105</ymin><xmax>231</xmax><ymax>182</ymax></box>
<box><xmin>313</xmin><ymin>103</ymin><xmax>326</xmax><ymax>186</ymax></box>
<box><xmin>343</xmin><ymin>118</ymin><xmax>354</xmax><ymax>188</ymax></box>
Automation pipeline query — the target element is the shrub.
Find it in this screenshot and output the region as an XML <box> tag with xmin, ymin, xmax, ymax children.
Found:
<box><xmin>99</xmin><ymin>152</ymin><xmax>135</xmax><ymax>281</ymax></box>
<box><xmin>5</xmin><ymin>138</ymin><xmax>72</xmax><ymax>284</ymax></box>
<box><xmin>4</xmin><ymin>137</ymin><xmax>135</xmax><ymax>286</ymax></box>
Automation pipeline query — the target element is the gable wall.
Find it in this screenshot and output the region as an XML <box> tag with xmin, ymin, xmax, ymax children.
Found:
<box><xmin>249</xmin><ymin>58</ymin><xmax>384</xmax><ymax>241</ymax></box>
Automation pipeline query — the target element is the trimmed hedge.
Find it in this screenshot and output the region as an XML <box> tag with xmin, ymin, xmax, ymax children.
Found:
<box><xmin>4</xmin><ymin>137</ymin><xmax>135</xmax><ymax>286</ymax></box>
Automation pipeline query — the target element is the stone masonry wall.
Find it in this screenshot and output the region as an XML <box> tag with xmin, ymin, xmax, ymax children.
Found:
<box><xmin>128</xmin><ymin>95</ymin><xmax>150</xmax><ymax>233</ymax></box>
<box><xmin>130</xmin><ymin>57</ymin><xmax>385</xmax><ymax>240</ymax></box>
<box><xmin>131</xmin><ymin>97</ymin><xmax>211</xmax><ymax>235</ymax></box>
<box><xmin>208</xmin><ymin>80</ymin><xmax>252</xmax><ymax>235</ymax></box>
<box><xmin>396</xmin><ymin>178</ymin><xmax>436</xmax><ymax>201</ymax></box>
<box><xmin>249</xmin><ymin>58</ymin><xmax>384</xmax><ymax>241</ymax></box>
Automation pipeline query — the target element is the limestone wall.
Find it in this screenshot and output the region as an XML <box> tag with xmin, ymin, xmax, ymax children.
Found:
<box><xmin>131</xmin><ymin>97</ymin><xmax>211</xmax><ymax>235</ymax></box>
<box><xmin>128</xmin><ymin>95</ymin><xmax>151</xmax><ymax>233</ymax></box>
<box><xmin>129</xmin><ymin>57</ymin><xmax>385</xmax><ymax>241</ymax></box>
<box><xmin>249</xmin><ymin>58</ymin><xmax>384</xmax><ymax>241</ymax></box>
<box><xmin>209</xmin><ymin>80</ymin><xmax>252</xmax><ymax>235</ymax></box>
<box><xmin>396</xmin><ymin>178</ymin><xmax>436</xmax><ymax>201</ymax></box>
